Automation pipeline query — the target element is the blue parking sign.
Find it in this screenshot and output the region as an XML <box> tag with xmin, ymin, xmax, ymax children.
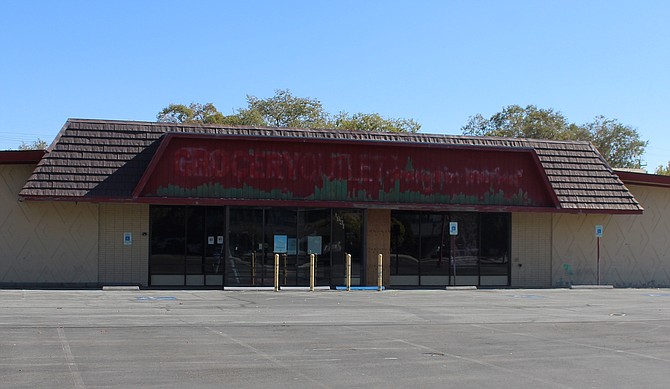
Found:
<box><xmin>595</xmin><ymin>225</ymin><xmax>603</xmax><ymax>238</ymax></box>
<box><xmin>449</xmin><ymin>222</ymin><xmax>458</xmax><ymax>236</ymax></box>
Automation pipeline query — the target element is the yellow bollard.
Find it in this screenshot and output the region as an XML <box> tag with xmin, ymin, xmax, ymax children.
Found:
<box><xmin>251</xmin><ymin>252</ymin><xmax>256</xmax><ymax>286</ymax></box>
<box><xmin>309</xmin><ymin>254</ymin><xmax>315</xmax><ymax>292</ymax></box>
<box><xmin>346</xmin><ymin>253</ymin><xmax>352</xmax><ymax>292</ymax></box>
<box><xmin>274</xmin><ymin>254</ymin><xmax>279</xmax><ymax>292</ymax></box>
<box><xmin>377</xmin><ymin>253</ymin><xmax>383</xmax><ymax>291</ymax></box>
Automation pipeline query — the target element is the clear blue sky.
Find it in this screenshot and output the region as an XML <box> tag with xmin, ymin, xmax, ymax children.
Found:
<box><xmin>1</xmin><ymin>1</ymin><xmax>668</xmax><ymax>171</ymax></box>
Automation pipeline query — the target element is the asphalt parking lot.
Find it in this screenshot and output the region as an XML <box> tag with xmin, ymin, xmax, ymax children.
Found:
<box><xmin>1</xmin><ymin>287</ymin><xmax>669</xmax><ymax>388</ymax></box>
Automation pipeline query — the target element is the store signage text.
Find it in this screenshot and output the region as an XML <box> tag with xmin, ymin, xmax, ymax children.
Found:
<box><xmin>141</xmin><ymin>137</ymin><xmax>554</xmax><ymax>206</ymax></box>
<box><xmin>173</xmin><ymin>147</ymin><xmax>525</xmax><ymax>194</ymax></box>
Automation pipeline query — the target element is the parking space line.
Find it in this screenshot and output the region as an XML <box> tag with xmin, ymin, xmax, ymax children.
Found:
<box><xmin>57</xmin><ymin>327</ymin><xmax>86</xmax><ymax>389</ymax></box>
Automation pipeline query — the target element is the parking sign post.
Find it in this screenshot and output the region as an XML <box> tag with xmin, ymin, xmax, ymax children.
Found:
<box><xmin>449</xmin><ymin>222</ymin><xmax>458</xmax><ymax>286</ymax></box>
<box><xmin>595</xmin><ymin>225</ymin><xmax>603</xmax><ymax>285</ymax></box>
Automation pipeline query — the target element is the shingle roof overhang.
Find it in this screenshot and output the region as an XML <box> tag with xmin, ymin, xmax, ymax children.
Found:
<box><xmin>18</xmin><ymin>119</ymin><xmax>643</xmax><ymax>214</ymax></box>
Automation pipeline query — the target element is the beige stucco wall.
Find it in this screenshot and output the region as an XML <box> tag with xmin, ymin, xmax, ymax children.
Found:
<box><xmin>551</xmin><ymin>213</ymin><xmax>610</xmax><ymax>286</ymax></box>
<box><xmin>511</xmin><ymin>212</ymin><xmax>552</xmax><ymax>287</ymax></box>
<box><xmin>0</xmin><ymin>164</ymin><xmax>99</xmax><ymax>285</ymax></box>
<box><xmin>99</xmin><ymin>203</ymin><xmax>150</xmax><ymax>286</ymax></box>
<box><xmin>552</xmin><ymin>184</ymin><xmax>670</xmax><ymax>287</ymax></box>
<box><xmin>5</xmin><ymin>161</ymin><xmax>670</xmax><ymax>289</ymax></box>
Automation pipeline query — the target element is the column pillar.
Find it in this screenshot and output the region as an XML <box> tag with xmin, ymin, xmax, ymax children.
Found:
<box><xmin>365</xmin><ymin>209</ymin><xmax>391</xmax><ymax>287</ymax></box>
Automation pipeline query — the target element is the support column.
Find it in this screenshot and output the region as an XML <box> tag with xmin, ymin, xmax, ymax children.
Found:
<box><xmin>365</xmin><ymin>209</ymin><xmax>391</xmax><ymax>287</ymax></box>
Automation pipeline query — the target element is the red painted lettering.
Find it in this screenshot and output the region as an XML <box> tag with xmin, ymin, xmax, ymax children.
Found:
<box><xmin>174</xmin><ymin>148</ymin><xmax>192</xmax><ymax>176</ymax></box>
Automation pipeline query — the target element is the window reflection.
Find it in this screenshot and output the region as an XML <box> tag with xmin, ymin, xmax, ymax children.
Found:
<box><xmin>391</xmin><ymin>211</ymin><xmax>510</xmax><ymax>286</ymax></box>
<box><xmin>150</xmin><ymin>206</ymin><xmax>186</xmax><ymax>275</ymax></box>
<box><xmin>151</xmin><ymin>206</ymin><xmax>365</xmax><ymax>287</ymax></box>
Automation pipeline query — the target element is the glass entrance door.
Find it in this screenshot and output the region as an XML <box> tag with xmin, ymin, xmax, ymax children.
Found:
<box><xmin>297</xmin><ymin>209</ymin><xmax>331</xmax><ymax>286</ymax></box>
<box><xmin>330</xmin><ymin>211</ymin><xmax>364</xmax><ymax>286</ymax></box>
<box><xmin>265</xmin><ymin>208</ymin><xmax>298</xmax><ymax>286</ymax></box>
<box><xmin>227</xmin><ymin>207</ymin><xmax>356</xmax><ymax>287</ymax></box>
<box><xmin>227</xmin><ymin>208</ymin><xmax>264</xmax><ymax>286</ymax></box>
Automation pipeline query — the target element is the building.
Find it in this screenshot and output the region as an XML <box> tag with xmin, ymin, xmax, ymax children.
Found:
<box><xmin>1</xmin><ymin>119</ymin><xmax>669</xmax><ymax>289</ymax></box>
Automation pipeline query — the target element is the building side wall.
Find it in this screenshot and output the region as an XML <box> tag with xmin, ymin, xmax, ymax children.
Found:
<box><xmin>552</xmin><ymin>184</ymin><xmax>670</xmax><ymax>287</ymax></box>
<box><xmin>99</xmin><ymin>203</ymin><xmax>150</xmax><ymax>286</ymax></box>
<box><xmin>0</xmin><ymin>164</ymin><xmax>99</xmax><ymax>285</ymax></box>
<box><xmin>551</xmin><ymin>214</ymin><xmax>610</xmax><ymax>287</ymax></box>
<box><xmin>365</xmin><ymin>209</ymin><xmax>391</xmax><ymax>287</ymax></box>
<box><xmin>511</xmin><ymin>213</ymin><xmax>552</xmax><ymax>287</ymax></box>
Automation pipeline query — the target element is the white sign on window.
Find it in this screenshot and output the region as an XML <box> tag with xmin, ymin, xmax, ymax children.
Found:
<box><xmin>274</xmin><ymin>235</ymin><xmax>288</xmax><ymax>253</ymax></box>
<box><xmin>449</xmin><ymin>222</ymin><xmax>458</xmax><ymax>236</ymax></box>
<box><xmin>288</xmin><ymin>238</ymin><xmax>297</xmax><ymax>255</ymax></box>
<box><xmin>307</xmin><ymin>236</ymin><xmax>322</xmax><ymax>255</ymax></box>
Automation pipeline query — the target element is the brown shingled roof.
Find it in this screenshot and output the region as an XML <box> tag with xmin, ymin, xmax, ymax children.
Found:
<box><xmin>19</xmin><ymin>118</ymin><xmax>642</xmax><ymax>214</ymax></box>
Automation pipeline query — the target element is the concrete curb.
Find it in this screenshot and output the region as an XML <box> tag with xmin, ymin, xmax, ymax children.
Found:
<box><xmin>102</xmin><ymin>286</ymin><xmax>140</xmax><ymax>291</ymax></box>
<box><xmin>446</xmin><ymin>286</ymin><xmax>478</xmax><ymax>290</ymax></box>
<box><xmin>224</xmin><ymin>286</ymin><xmax>331</xmax><ymax>291</ymax></box>
<box><xmin>570</xmin><ymin>285</ymin><xmax>614</xmax><ymax>289</ymax></box>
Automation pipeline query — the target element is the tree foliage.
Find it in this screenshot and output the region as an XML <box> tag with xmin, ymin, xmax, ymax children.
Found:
<box><xmin>655</xmin><ymin>162</ymin><xmax>670</xmax><ymax>176</ymax></box>
<box><xmin>157</xmin><ymin>89</ymin><xmax>420</xmax><ymax>133</ymax></box>
<box><xmin>334</xmin><ymin>112</ymin><xmax>421</xmax><ymax>133</ymax></box>
<box><xmin>585</xmin><ymin>116</ymin><xmax>647</xmax><ymax>170</ymax></box>
<box><xmin>243</xmin><ymin>89</ymin><xmax>329</xmax><ymax>128</ymax></box>
<box><xmin>157</xmin><ymin>103</ymin><xmax>226</xmax><ymax>124</ymax></box>
<box><xmin>461</xmin><ymin>105</ymin><xmax>586</xmax><ymax>140</ymax></box>
<box><xmin>18</xmin><ymin>139</ymin><xmax>48</xmax><ymax>150</ymax></box>
<box><xmin>462</xmin><ymin>105</ymin><xmax>647</xmax><ymax>169</ymax></box>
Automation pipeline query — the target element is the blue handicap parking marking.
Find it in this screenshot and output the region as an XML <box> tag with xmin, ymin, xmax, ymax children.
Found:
<box><xmin>135</xmin><ymin>296</ymin><xmax>177</xmax><ymax>301</ymax></box>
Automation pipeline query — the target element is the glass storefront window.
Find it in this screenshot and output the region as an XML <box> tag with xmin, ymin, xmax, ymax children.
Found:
<box><xmin>479</xmin><ymin>213</ymin><xmax>510</xmax><ymax>277</ymax></box>
<box><xmin>421</xmin><ymin>214</ymin><xmax>450</xmax><ymax>277</ymax></box>
<box><xmin>451</xmin><ymin>213</ymin><xmax>479</xmax><ymax>278</ymax></box>
<box><xmin>150</xmin><ymin>206</ymin><xmax>226</xmax><ymax>286</ymax></box>
<box><xmin>150</xmin><ymin>206</ymin><xmax>186</xmax><ymax>275</ymax></box>
<box><xmin>391</xmin><ymin>211</ymin><xmax>510</xmax><ymax>287</ymax></box>
<box><xmin>151</xmin><ymin>206</ymin><xmax>363</xmax><ymax>288</ymax></box>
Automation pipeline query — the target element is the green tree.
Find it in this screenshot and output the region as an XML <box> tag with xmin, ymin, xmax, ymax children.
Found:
<box><xmin>242</xmin><ymin>88</ymin><xmax>329</xmax><ymax>128</ymax></box>
<box><xmin>462</xmin><ymin>105</ymin><xmax>588</xmax><ymax>140</ymax></box>
<box><xmin>334</xmin><ymin>112</ymin><xmax>420</xmax><ymax>133</ymax></box>
<box><xmin>157</xmin><ymin>103</ymin><xmax>226</xmax><ymax>124</ymax></box>
<box><xmin>462</xmin><ymin>105</ymin><xmax>647</xmax><ymax>169</ymax></box>
<box><xmin>584</xmin><ymin>116</ymin><xmax>647</xmax><ymax>169</ymax></box>
<box><xmin>158</xmin><ymin>89</ymin><xmax>420</xmax><ymax>133</ymax></box>
<box><xmin>655</xmin><ymin>162</ymin><xmax>670</xmax><ymax>176</ymax></box>
<box><xmin>19</xmin><ymin>139</ymin><xmax>48</xmax><ymax>150</ymax></box>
